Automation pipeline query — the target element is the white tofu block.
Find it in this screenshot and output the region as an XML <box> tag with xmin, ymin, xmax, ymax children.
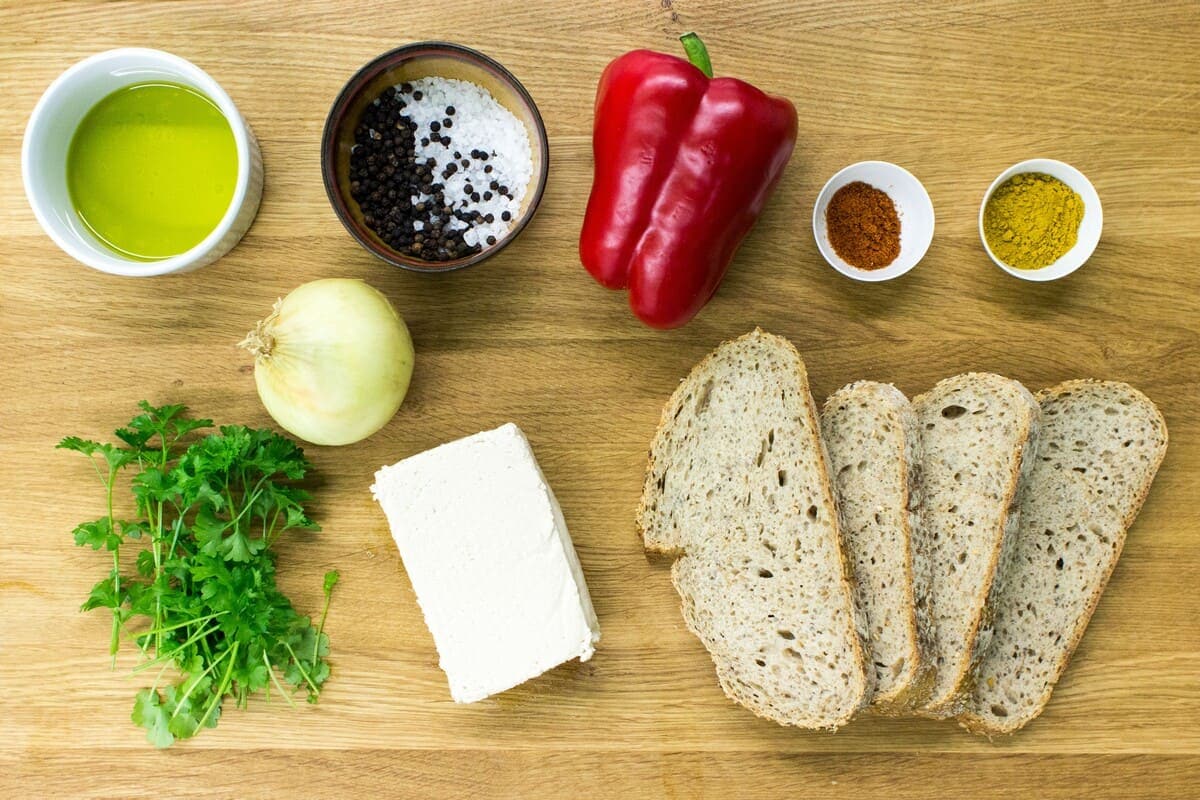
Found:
<box><xmin>370</xmin><ymin>423</ymin><xmax>601</xmax><ymax>703</ymax></box>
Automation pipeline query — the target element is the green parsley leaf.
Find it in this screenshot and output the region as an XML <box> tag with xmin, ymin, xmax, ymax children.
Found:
<box><xmin>72</xmin><ymin>518</ymin><xmax>118</xmax><ymax>551</ymax></box>
<box><xmin>81</xmin><ymin>571</ymin><xmax>121</xmax><ymax>611</ymax></box>
<box><xmin>57</xmin><ymin>436</ymin><xmax>102</xmax><ymax>456</ymax></box>
<box><xmin>132</xmin><ymin>688</ymin><xmax>174</xmax><ymax>749</ymax></box>
<box><xmin>323</xmin><ymin>570</ymin><xmax>340</xmax><ymax>595</ymax></box>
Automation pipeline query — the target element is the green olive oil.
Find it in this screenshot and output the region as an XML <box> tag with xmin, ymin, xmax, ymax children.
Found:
<box><xmin>66</xmin><ymin>82</ymin><xmax>237</xmax><ymax>261</ymax></box>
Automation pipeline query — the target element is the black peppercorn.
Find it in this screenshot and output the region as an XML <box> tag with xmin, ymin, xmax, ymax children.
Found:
<box><xmin>348</xmin><ymin>87</ymin><xmax>475</xmax><ymax>264</ymax></box>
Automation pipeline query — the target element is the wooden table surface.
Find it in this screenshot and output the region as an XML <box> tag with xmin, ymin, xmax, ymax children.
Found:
<box><xmin>2</xmin><ymin>1</ymin><xmax>1198</xmax><ymax>797</ymax></box>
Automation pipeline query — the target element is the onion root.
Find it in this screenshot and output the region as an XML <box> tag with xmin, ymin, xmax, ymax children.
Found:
<box><xmin>239</xmin><ymin>299</ymin><xmax>282</xmax><ymax>361</ymax></box>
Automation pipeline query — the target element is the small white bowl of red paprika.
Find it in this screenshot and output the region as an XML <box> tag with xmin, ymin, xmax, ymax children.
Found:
<box><xmin>812</xmin><ymin>161</ymin><xmax>934</xmax><ymax>282</ymax></box>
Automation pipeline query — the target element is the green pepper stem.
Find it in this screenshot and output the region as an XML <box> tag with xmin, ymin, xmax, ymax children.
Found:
<box><xmin>680</xmin><ymin>33</ymin><xmax>713</xmax><ymax>78</ymax></box>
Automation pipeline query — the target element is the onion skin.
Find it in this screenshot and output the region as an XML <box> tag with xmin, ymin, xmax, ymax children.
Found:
<box><xmin>243</xmin><ymin>279</ymin><xmax>414</xmax><ymax>446</ymax></box>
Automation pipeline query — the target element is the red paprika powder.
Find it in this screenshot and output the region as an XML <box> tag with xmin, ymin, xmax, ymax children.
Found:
<box><xmin>825</xmin><ymin>181</ymin><xmax>901</xmax><ymax>270</ymax></box>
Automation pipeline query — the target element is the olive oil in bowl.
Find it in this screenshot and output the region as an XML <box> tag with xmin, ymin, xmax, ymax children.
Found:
<box><xmin>67</xmin><ymin>82</ymin><xmax>237</xmax><ymax>261</ymax></box>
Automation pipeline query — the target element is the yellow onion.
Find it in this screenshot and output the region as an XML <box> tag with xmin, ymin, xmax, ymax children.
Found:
<box><xmin>240</xmin><ymin>279</ymin><xmax>414</xmax><ymax>446</ymax></box>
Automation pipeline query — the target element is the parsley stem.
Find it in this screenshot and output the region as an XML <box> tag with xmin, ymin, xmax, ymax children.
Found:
<box><xmin>171</xmin><ymin>642</ymin><xmax>231</xmax><ymax>719</ymax></box>
<box><xmin>109</xmin><ymin>603</ymin><xmax>121</xmax><ymax>662</ymax></box>
<box><xmin>266</xmin><ymin>507</ymin><xmax>282</xmax><ymax>548</ymax></box>
<box><xmin>106</xmin><ymin>467</ymin><xmax>121</xmax><ymax>661</ymax></box>
<box><xmin>264</xmin><ymin>652</ymin><xmax>298</xmax><ymax>709</ymax></box>
<box><xmin>194</xmin><ymin>642</ymin><xmax>238</xmax><ymax>730</ymax></box>
<box><xmin>313</xmin><ymin>572</ymin><xmax>338</xmax><ymax>664</ymax></box>
<box><xmin>133</xmin><ymin>611</ymin><xmax>228</xmax><ymax>640</ymax></box>
<box><xmin>149</xmin><ymin>654</ymin><xmax>172</xmax><ymax>695</ymax></box>
<box><xmin>130</xmin><ymin>619</ymin><xmax>223</xmax><ymax>673</ymax></box>
<box><xmin>167</xmin><ymin>516</ymin><xmax>183</xmax><ymax>563</ymax></box>
<box><xmin>171</xmin><ymin>642</ymin><xmax>231</xmax><ymax>724</ymax></box>
<box><xmin>152</xmin><ymin>499</ymin><xmax>165</xmax><ymax>653</ymax></box>
<box><xmin>227</xmin><ymin>474</ymin><xmax>270</xmax><ymax>536</ymax></box>
<box><xmin>283</xmin><ymin>641</ymin><xmax>320</xmax><ymax>695</ymax></box>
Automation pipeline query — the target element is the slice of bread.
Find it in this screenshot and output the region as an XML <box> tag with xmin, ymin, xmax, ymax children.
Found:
<box><xmin>912</xmin><ymin>373</ymin><xmax>1040</xmax><ymax>718</ymax></box>
<box><xmin>639</xmin><ymin>329</ymin><xmax>867</xmax><ymax>728</ymax></box>
<box><xmin>960</xmin><ymin>381</ymin><xmax>1168</xmax><ymax>735</ymax></box>
<box><xmin>821</xmin><ymin>381</ymin><xmax>933</xmax><ymax>711</ymax></box>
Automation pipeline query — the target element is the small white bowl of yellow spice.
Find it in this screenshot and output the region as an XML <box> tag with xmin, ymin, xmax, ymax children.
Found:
<box><xmin>980</xmin><ymin>158</ymin><xmax>1101</xmax><ymax>282</ymax></box>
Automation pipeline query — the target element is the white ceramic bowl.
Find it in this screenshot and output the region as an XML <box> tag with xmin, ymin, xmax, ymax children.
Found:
<box><xmin>813</xmin><ymin>161</ymin><xmax>934</xmax><ymax>282</ymax></box>
<box><xmin>979</xmin><ymin>158</ymin><xmax>1101</xmax><ymax>282</ymax></box>
<box><xmin>22</xmin><ymin>48</ymin><xmax>263</xmax><ymax>277</ymax></box>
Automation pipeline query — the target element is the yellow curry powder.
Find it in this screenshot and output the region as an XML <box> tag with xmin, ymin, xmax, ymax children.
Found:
<box><xmin>983</xmin><ymin>172</ymin><xmax>1084</xmax><ymax>270</ymax></box>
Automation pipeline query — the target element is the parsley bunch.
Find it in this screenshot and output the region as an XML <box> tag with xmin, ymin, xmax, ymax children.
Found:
<box><xmin>60</xmin><ymin>402</ymin><xmax>338</xmax><ymax>748</ymax></box>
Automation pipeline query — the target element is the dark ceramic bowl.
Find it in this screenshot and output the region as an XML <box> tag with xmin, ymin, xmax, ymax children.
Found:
<box><xmin>322</xmin><ymin>42</ymin><xmax>549</xmax><ymax>272</ymax></box>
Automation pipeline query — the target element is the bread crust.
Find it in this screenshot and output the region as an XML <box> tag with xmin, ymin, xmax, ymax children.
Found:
<box><xmin>635</xmin><ymin>328</ymin><xmax>745</xmax><ymax>555</ymax></box>
<box><xmin>957</xmin><ymin>380</ymin><xmax>1168</xmax><ymax>735</ymax></box>
<box><xmin>821</xmin><ymin>381</ymin><xmax>934</xmax><ymax>714</ymax></box>
<box><xmin>881</xmin><ymin>384</ymin><xmax>940</xmax><ymax>714</ymax></box>
<box><xmin>639</xmin><ymin>328</ymin><xmax>868</xmax><ymax>729</ymax></box>
<box><xmin>912</xmin><ymin>373</ymin><xmax>1040</xmax><ymax>719</ymax></box>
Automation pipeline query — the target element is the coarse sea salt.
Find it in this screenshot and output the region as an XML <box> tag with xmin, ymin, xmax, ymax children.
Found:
<box><xmin>401</xmin><ymin>77</ymin><xmax>532</xmax><ymax>248</ymax></box>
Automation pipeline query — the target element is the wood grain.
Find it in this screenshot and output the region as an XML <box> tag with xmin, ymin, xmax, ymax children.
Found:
<box><xmin>1</xmin><ymin>1</ymin><xmax>1198</xmax><ymax>797</ymax></box>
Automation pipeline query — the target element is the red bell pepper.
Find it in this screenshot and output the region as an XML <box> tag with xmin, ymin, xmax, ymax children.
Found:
<box><xmin>579</xmin><ymin>33</ymin><xmax>798</xmax><ymax>329</ymax></box>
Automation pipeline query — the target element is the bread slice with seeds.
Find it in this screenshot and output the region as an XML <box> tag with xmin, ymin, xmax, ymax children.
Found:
<box><xmin>639</xmin><ymin>329</ymin><xmax>867</xmax><ymax>728</ymax></box>
<box><xmin>912</xmin><ymin>373</ymin><xmax>1040</xmax><ymax>718</ymax></box>
<box><xmin>821</xmin><ymin>381</ymin><xmax>934</xmax><ymax>712</ymax></box>
<box><xmin>960</xmin><ymin>381</ymin><xmax>1167</xmax><ymax>735</ymax></box>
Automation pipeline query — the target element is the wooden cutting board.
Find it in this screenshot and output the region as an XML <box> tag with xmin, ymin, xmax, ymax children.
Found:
<box><xmin>2</xmin><ymin>1</ymin><xmax>1197</xmax><ymax>797</ymax></box>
